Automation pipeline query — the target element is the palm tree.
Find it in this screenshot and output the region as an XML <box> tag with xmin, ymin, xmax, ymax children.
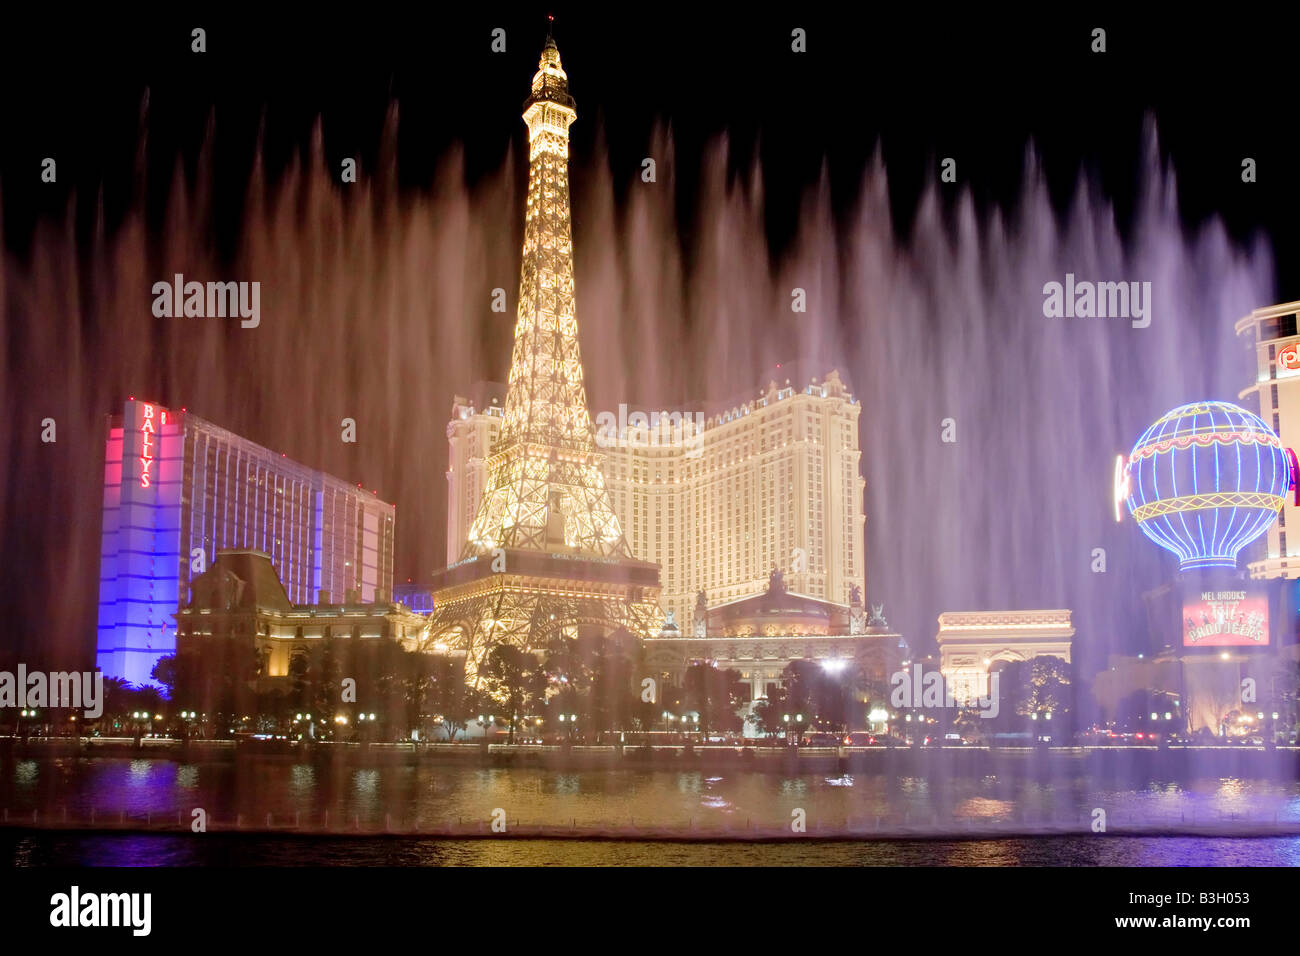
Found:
<box><xmin>101</xmin><ymin>677</ymin><xmax>135</xmax><ymax>728</ymax></box>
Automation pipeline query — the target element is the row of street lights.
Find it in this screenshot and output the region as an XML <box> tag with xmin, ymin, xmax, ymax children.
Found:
<box><xmin>473</xmin><ymin>714</ymin><xmax>583</xmax><ymax>739</ymax></box>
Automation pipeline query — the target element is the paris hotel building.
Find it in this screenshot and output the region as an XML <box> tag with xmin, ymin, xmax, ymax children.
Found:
<box><xmin>445</xmin><ymin>365</ymin><xmax>868</xmax><ymax>630</ymax></box>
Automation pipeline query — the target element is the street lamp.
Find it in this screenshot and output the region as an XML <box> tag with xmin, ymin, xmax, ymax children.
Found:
<box><xmin>558</xmin><ymin>713</ymin><xmax>577</xmax><ymax>741</ymax></box>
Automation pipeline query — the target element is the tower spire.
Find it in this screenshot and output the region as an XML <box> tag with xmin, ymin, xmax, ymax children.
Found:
<box><xmin>464</xmin><ymin>32</ymin><xmax>629</xmax><ymax>559</ymax></box>
<box><xmin>425</xmin><ymin>32</ymin><xmax>661</xmax><ymax>677</ymax></box>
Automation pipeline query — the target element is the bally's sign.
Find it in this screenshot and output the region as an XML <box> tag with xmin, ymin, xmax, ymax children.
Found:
<box><xmin>137</xmin><ymin>402</ymin><xmax>168</xmax><ymax>489</ymax></box>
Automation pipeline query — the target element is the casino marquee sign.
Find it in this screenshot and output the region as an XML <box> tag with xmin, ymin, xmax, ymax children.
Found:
<box><xmin>1183</xmin><ymin>589</ymin><xmax>1269</xmax><ymax>647</ymax></box>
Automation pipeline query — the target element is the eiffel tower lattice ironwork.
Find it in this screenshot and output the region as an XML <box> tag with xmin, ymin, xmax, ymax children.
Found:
<box><xmin>425</xmin><ymin>31</ymin><xmax>662</xmax><ymax>679</ymax></box>
<box><xmin>465</xmin><ymin>33</ymin><xmax>626</xmax><ymax>560</ymax></box>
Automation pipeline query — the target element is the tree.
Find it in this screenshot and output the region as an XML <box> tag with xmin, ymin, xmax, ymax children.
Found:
<box><xmin>151</xmin><ymin>655</ymin><xmax>179</xmax><ymax>700</ymax></box>
<box><xmin>1114</xmin><ymin>688</ymin><xmax>1157</xmax><ymax>734</ymax></box>
<box><xmin>587</xmin><ymin>632</ymin><xmax>642</xmax><ymax>736</ymax></box>
<box><xmin>749</xmin><ymin>684</ymin><xmax>790</xmax><ymax>744</ymax></box>
<box><xmin>311</xmin><ymin>638</ymin><xmax>343</xmax><ymax>739</ymax></box>
<box><xmin>1016</xmin><ymin>656</ymin><xmax>1072</xmax><ymax>720</ymax></box>
<box><xmin>683</xmin><ymin>662</ymin><xmax>746</xmax><ymax>737</ymax></box>
<box><xmin>543</xmin><ymin>636</ymin><xmax>595</xmax><ymax>702</ymax></box>
<box><xmin>289</xmin><ymin>650</ymin><xmax>311</xmax><ymax>715</ymax></box>
<box><xmin>168</xmin><ymin>634</ymin><xmax>261</xmax><ymax>737</ymax></box>
<box><xmin>777</xmin><ymin>661</ymin><xmax>821</xmax><ymax>741</ymax></box>
<box><xmin>952</xmin><ymin>705</ymin><xmax>986</xmax><ymax>743</ymax></box>
<box><xmin>548</xmin><ymin>684</ymin><xmax>584</xmax><ymax>741</ymax></box>
<box><xmin>401</xmin><ymin>652</ymin><xmax>437</xmax><ymax>740</ymax></box>
<box><xmin>804</xmin><ymin>664</ymin><xmax>855</xmax><ymax>734</ymax></box>
<box><xmin>132</xmin><ymin>686</ymin><xmax>164</xmax><ymax>728</ymax></box>
<box><xmin>482</xmin><ymin>645</ymin><xmax>545</xmax><ymax>743</ymax></box>
<box><xmin>360</xmin><ymin>638</ymin><xmax>410</xmax><ymax>739</ymax></box>
<box><xmin>629</xmin><ymin>692</ymin><xmax>660</xmax><ymax>735</ymax></box>
<box><xmin>992</xmin><ymin>656</ymin><xmax>1076</xmax><ymax>740</ymax></box>
<box><xmin>1275</xmin><ymin>660</ymin><xmax>1300</xmax><ymax>740</ymax></box>
<box><xmin>429</xmin><ymin>656</ymin><xmax>476</xmax><ymax>742</ymax></box>
<box><xmin>100</xmin><ymin>677</ymin><xmax>135</xmax><ymax>726</ymax></box>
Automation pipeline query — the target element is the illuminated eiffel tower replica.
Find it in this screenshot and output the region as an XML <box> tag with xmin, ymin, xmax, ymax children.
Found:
<box><xmin>426</xmin><ymin>29</ymin><xmax>661</xmax><ymax>679</ymax></box>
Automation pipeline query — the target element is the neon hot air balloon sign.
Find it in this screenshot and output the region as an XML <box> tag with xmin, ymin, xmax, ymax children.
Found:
<box><xmin>1116</xmin><ymin>401</ymin><xmax>1300</xmax><ymax>571</ymax></box>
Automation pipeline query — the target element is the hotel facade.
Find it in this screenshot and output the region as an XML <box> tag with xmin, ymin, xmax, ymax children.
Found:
<box><xmin>1237</xmin><ymin>300</ymin><xmax>1300</xmax><ymax>581</ymax></box>
<box><xmin>97</xmin><ymin>398</ymin><xmax>396</xmax><ymax>686</ymax></box>
<box><xmin>445</xmin><ymin>366</ymin><xmax>868</xmax><ymax>632</ymax></box>
<box><xmin>176</xmin><ymin>550</ymin><xmax>428</xmax><ymax>683</ymax></box>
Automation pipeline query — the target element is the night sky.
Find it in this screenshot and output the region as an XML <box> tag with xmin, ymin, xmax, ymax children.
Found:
<box><xmin>4</xmin><ymin>9</ymin><xmax>1297</xmax><ymax>272</ymax></box>
<box><xmin>1</xmin><ymin>6</ymin><xmax>1297</xmax><ymax>673</ymax></box>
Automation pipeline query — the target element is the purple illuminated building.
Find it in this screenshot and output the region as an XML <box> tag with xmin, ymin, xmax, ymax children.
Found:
<box><xmin>96</xmin><ymin>398</ymin><xmax>396</xmax><ymax>687</ymax></box>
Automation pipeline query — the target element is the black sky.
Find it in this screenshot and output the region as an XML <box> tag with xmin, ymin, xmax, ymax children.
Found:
<box><xmin>3</xmin><ymin>7</ymin><xmax>1297</xmax><ymax>279</ymax></box>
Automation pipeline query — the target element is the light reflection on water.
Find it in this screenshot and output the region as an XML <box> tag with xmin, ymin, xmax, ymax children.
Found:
<box><xmin>3</xmin><ymin>834</ymin><xmax>1299</xmax><ymax>867</ymax></box>
<box><xmin>953</xmin><ymin>797</ymin><xmax>1016</xmax><ymax>818</ymax></box>
<box><xmin>1</xmin><ymin>757</ymin><xmax>1298</xmax><ymax>840</ymax></box>
<box><xmin>12</xmin><ymin>761</ymin><xmax>37</xmax><ymax>788</ymax></box>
